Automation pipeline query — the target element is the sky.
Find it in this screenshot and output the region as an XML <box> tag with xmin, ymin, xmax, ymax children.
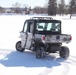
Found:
<box><xmin>0</xmin><ymin>0</ymin><xmax>47</xmax><ymax>8</ymax></box>
<box><xmin>0</xmin><ymin>0</ymin><xmax>69</xmax><ymax>8</ymax></box>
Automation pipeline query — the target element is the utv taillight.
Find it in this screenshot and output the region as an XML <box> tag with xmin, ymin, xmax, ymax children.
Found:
<box><xmin>42</xmin><ymin>35</ymin><xmax>45</xmax><ymax>40</ymax></box>
<box><xmin>70</xmin><ymin>36</ymin><xmax>72</xmax><ymax>40</ymax></box>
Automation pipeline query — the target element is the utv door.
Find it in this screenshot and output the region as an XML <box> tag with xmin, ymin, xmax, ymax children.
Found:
<box><xmin>20</xmin><ymin>21</ymin><xmax>28</xmax><ymax>48</ymax></box>
<box><xmin>20</xmin><ymin>21</ymin><xmax>34</xmax><ymax>49</ymax></box>
<box><xmin>25</xmin><ymin>21</ymin><xmax>34</xmax><ymax>49</ymax></box>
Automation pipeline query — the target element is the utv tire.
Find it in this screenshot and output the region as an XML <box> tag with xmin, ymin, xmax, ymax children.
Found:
<box><xmin>15</xmin><ymin>41</ymin><xmax>25</xmax><ymax>52</ymax></box>
<box><xmin>59</xmin><ymin>46</ymin><xmax>69</xmax><ymax>59</ymax></box>
<box><xmin>36</xmin><ymin>47</ymin><xmax>46</xmax><ymax>59</ymax></box>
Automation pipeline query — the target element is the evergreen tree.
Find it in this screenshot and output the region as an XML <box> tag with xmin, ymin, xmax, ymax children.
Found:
<box><xmin>58</xmin><ymin>0</ymin><xmax>65</xmax><ymax>15</ymax></box>
<box><xmin>48</xmin><ymin>0</ymin><xmax>57</xmax><ymax>16</ymax></box>
<box><xmin>69</xmin><ymin>0</ymin><xmax>76</xmax><ymax>19</ymax></box>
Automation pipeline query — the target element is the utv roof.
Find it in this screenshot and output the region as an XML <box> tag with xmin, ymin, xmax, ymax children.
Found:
<box><xmin>30</xmin><ymin>17</ymin><xmax>53</xmax><ymax>20</ymax></box>
<box><xmin>26</xmin><ymin>17</ymin><xmax>61</xmax><ymax>22</ymax></box>
<box><xmin>31</xmin><ymin>17</ymin><xmax>53</xmax><ymax>20</ymax></box>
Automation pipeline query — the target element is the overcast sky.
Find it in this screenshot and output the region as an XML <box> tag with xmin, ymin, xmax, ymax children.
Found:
<box><xmin>0</xmin><ymin>0</ymin><xmax>47</xmax><ymax>8</ymax></box>
<box><xmin>0</xmin><ymin>0</ymin><xmax>69</xmax><ymax>8</ymax></box>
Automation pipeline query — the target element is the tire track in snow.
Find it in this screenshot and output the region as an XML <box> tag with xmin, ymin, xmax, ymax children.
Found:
<box><xmin>39</xmin><ymin>68</ymin><xmax>53</xmax><ymax>75</ymax></box>
<box><xmin>39</xmin><ymin>62</ymin><xmax>69</xmax><ymax>75</ymax></box>
<box><xmin>60</xmin><ymin>55</ymin><xmax>76</xmax><ymax>75</ymax></box>
<box><xmin>60</xmin><ymin>63</ymin><xmax>70</xmax><ymax>75</ymax></box>
<box><xmin>39</xmin><ymin>57</ymin><xmax>70</xmax><ymax>75</ymax></box>
<box><xmin>66</xmin><ymin>56</ymin><xmax>76</xmax><ymax>66</ymax></box>
<box><xmin>69</xmin><ymin>59</ymin><xmax>76</xmax><ymax>65</ymax></box>
<box><xmin>38</xmin><ymin>58</ymin><xmax>54</xmax><ymax>75</ymax></box>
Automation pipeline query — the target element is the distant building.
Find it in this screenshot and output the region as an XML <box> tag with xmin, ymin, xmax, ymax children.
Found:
<box><xmin>0</xmin><ymin>7</ymin><xmax>5</xmax><ymax>14</ymax></box>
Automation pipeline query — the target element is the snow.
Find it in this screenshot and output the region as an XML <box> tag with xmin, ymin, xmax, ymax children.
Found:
<box><xmin>0</xmin><ymin>15</ymin><xmax>76</xmax><ymax>75</ymax></box>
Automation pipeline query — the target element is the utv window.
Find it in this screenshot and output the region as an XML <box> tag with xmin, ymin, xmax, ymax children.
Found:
<box><xmin>36</xmin><ymin>22</ymin><xmax>61</xmax><ymax>32</ymax></box>
<box><xmin>23</xmin><ymin>22</ymin><xmax>28</xmax><ymax>32</ymax></box>
<box><xmin>29</xmin><ymin>22</ymin><xmax>34</xmax><ymax>33</ymax></box>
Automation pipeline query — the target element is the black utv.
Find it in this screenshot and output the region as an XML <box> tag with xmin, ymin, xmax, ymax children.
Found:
<box><xmin>15</xmin><ymin>17</ymin><xmax>72</xmax><ymax>59</ymax></box>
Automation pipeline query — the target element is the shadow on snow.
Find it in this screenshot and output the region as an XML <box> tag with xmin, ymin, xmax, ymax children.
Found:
<box><xmin>0</xmin><ymin>49</ymin><xmax>65</xmax><ymax>68</ymax></box>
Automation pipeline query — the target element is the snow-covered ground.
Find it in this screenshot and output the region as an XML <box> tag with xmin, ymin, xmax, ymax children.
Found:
<box><xmin>0</xmin><ymin>15</ymin><xmax>76</xmax><ymax>75</ymax></box>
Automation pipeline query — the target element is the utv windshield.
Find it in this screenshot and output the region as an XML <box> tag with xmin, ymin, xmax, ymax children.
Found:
<box><xmin>36</xmin><ymin>20</ymin><xmax>61</xmax><ymax>34</ymax></box>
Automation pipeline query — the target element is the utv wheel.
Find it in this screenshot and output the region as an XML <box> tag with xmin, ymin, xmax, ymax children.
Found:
<box><xmin>15</xmin><ymin>41</ymin><xmax>25</xmax><ymax>52</ymax></box>
<box><xmin>59</xmin><ymin>46</ymin><xmax>69</xmax><ymax>59</ymax></box>
<box><xmin>36</xmin><ymin>47</ymin><xmax>46</xmax><ymax>59</ymax></box>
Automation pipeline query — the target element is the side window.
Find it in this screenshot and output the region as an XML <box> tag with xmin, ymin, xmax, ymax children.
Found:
<box><xmin>23</xmin><ymin>22</ymin><xmax>28</xmax><ymax>32</ymax></box>
<box><xmin>28</xmin><ymin>22</ymin><xmax>34</xmax><ymax>33</ymax></box>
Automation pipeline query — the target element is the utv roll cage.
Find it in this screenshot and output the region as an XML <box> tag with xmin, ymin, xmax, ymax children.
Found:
<box><xmin>30</xmin><ymin>17</ymin><xmax>53</xmax><ymax>20</ymax></box>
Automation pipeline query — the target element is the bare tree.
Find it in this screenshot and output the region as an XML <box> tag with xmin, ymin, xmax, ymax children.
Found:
<box><xmin>47</xmin><ymin>0</ymin><xmax>57</xmax><ymax>16</ymax></box>
<box><xmin>33</xmin><ymin>6</ymin><xmax>47</xmax><ymax>14</ymax></box>
<box><xmin>33</xmin><ymin>6</ymin><xmax>41</xmax><ymax>14</ymax></box>
<box><xmin>12</xmin><ymin>2</ymin><xmax>21</xmax><ymax>13</ymax></box>
<box><xmin>69</xmin><ymin>0</ymin><xmax>76</xmax><ymax>19</ymax></box>
<box><xmin>23</xmin><ymin>4</ymin><xmax>30</xmax><ymax>14</ymax></box>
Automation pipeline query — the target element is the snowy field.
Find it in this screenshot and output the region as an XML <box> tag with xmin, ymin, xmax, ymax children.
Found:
<box><xmin>0</xmin><ymin>15</ymin><xmax>76</xmax><ymax>75</ymax></box>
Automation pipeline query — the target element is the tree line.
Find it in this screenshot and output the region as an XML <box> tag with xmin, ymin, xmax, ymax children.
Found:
<box><xmin>32</xmin><ymin>0</ymin><xmax>76</xmax><ymax>18</ymax></box>
<box><xmin>48</xmin><ymin>0</ymin><xmax>76</xmax><ymax>18</ymax></box>
<box><xmin>0</xmin><ymin>0</ymin><xmax>76</xmax><ymax>18</ymax></box>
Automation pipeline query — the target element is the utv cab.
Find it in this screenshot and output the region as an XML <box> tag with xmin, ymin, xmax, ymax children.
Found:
<box><xmin>15</xmin><ymin>17</ymin><xmax>72</xmax><ymax>59</ymax></box>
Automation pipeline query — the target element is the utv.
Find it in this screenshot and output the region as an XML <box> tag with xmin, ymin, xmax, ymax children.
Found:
<box><xmin>15</xmin><ymin>17</ymin><xmax>72</xmax><ymax>59</ymax></box>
